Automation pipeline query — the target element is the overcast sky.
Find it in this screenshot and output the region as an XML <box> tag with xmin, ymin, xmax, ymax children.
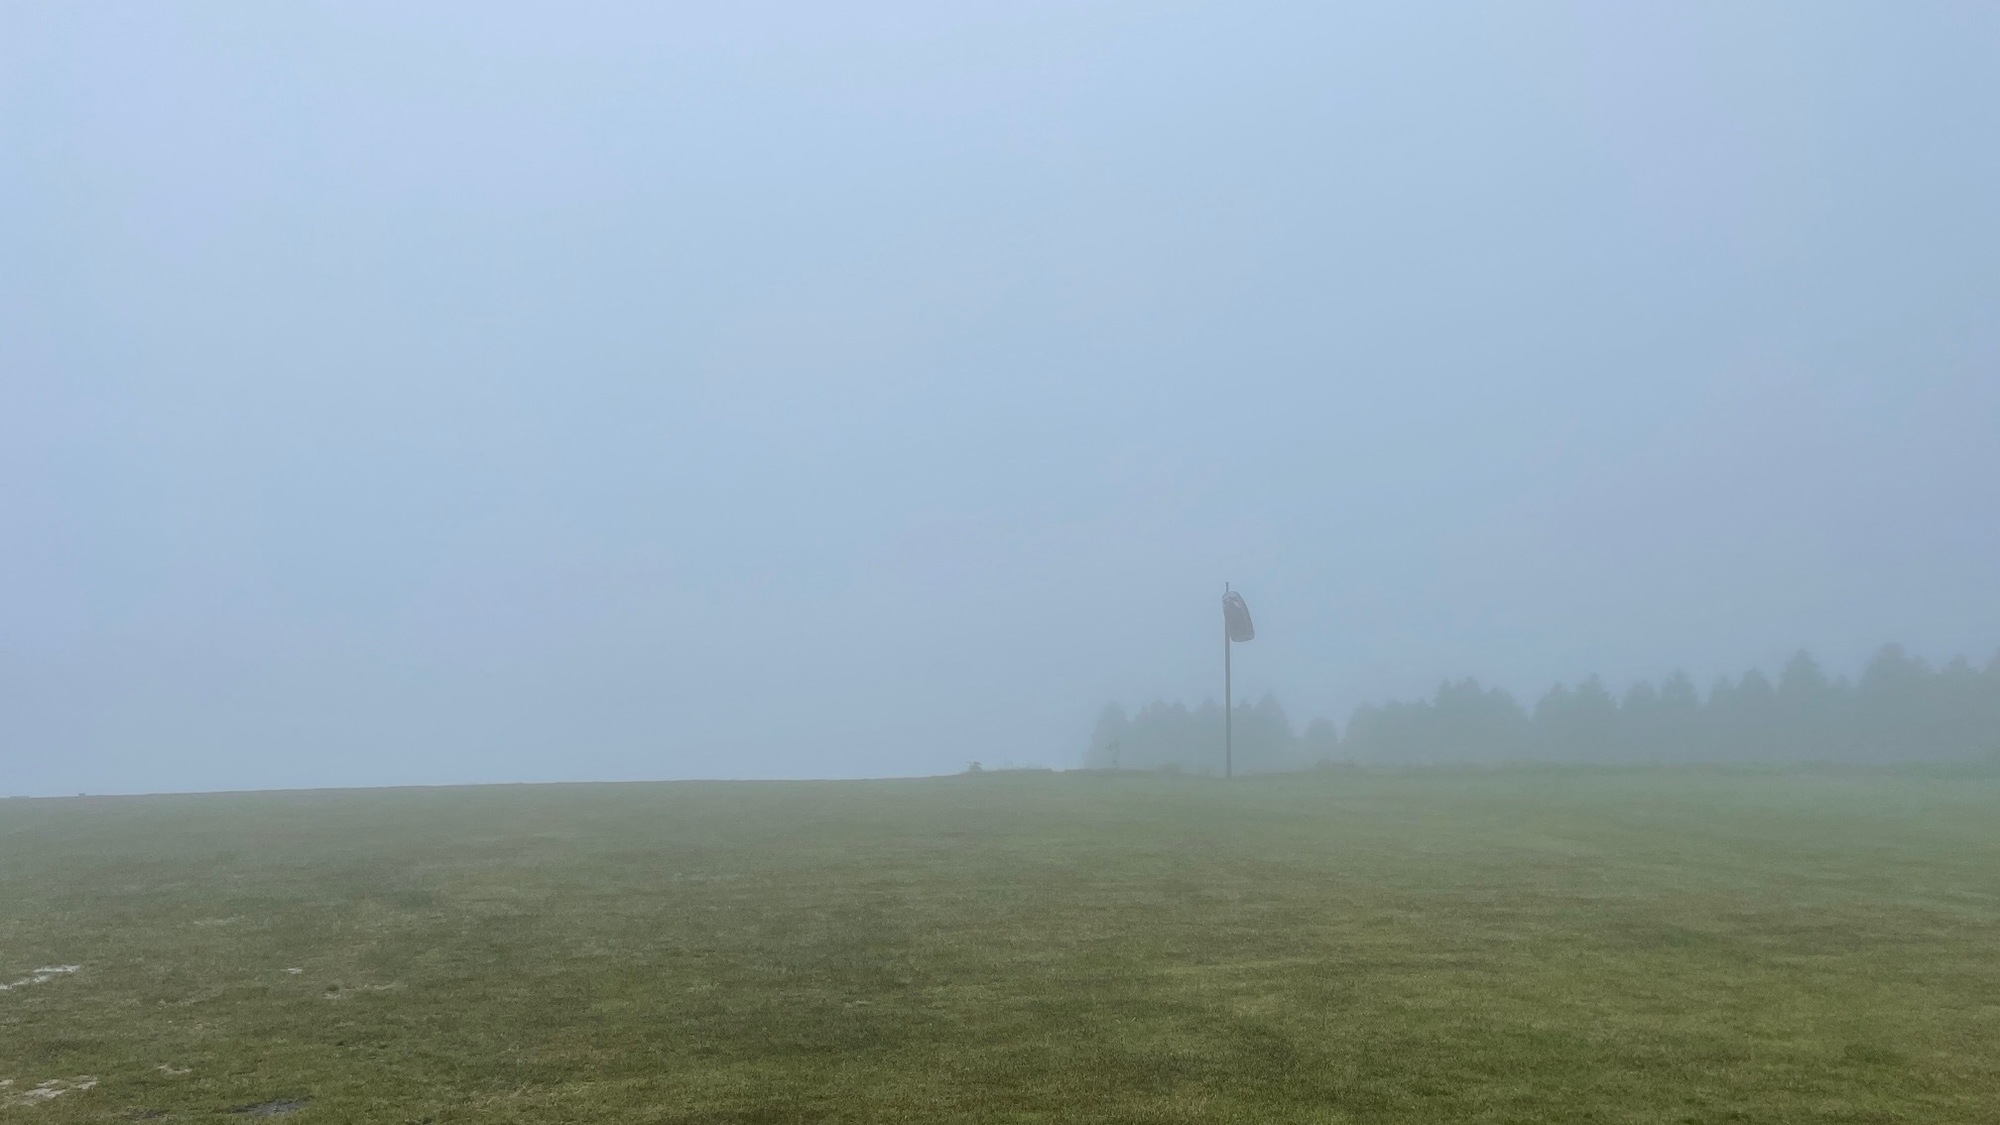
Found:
<box><xmin>5</xmin><ymin>2</ymin><xmax>1997</xmax><ymax>796</ymax></box>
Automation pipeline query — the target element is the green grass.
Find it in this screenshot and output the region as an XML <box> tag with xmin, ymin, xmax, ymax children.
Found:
<box><xmin>3</xmin><ymin>768</ymin><xmax>1999</xmax><ymax>1123</ymax></box>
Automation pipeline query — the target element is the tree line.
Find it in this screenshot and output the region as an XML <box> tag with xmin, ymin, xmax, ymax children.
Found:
<box><xmin>1085</xmin><ymin>644</ymin><xmax>2000</xmax><ymax>772</ymax></box>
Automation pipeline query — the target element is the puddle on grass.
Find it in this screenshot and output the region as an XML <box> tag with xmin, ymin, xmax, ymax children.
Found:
<box><xmin>0</xmin><ymin>965</ymin><xmax>80</xmax><ymax>992</ymax></box>
<box><xmin>228</xmin><ymin>1099</ymin><xmax>308</xmax><ymax>1117</ymax></box>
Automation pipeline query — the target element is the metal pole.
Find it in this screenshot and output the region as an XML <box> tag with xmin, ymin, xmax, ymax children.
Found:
<box><xmin>1224</xmin><ymin>584</ymin><xmax>1233</xmax><ymax>780</ymax></box>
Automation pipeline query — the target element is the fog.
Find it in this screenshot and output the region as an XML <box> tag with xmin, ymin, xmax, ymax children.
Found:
<box><xmin>5</xmin><ymin>3</ymin><xmax>1997</xmax><ymax>796</ymax></box>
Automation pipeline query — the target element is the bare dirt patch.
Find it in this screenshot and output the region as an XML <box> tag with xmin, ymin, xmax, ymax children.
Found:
<box><xmin>4</xmin><ymin>1077</ymin><xmax>98</xmax><ymax>1106</ymax></box>
<box><xmin>0</xmin><ymin>965</ymin><xmax>79</xmax><ymax>992</ymax></box>
<box><xmin>320</xmin><ymin>981</ymin><xmax>399</xmax><ymax>1000</ymax></box>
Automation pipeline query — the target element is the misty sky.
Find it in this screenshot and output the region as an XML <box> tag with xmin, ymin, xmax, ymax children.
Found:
<box><xmin>5</xmin><ymin>3</ymin><xmax>1998</xmax><ymax>796</ymax></box>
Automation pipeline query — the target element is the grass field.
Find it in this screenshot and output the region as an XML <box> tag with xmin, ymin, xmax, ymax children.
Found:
<box><xmin>3</xmin><ymin>768</ymin><xmax>1999</xmax><ymax>1123</ymax></box>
